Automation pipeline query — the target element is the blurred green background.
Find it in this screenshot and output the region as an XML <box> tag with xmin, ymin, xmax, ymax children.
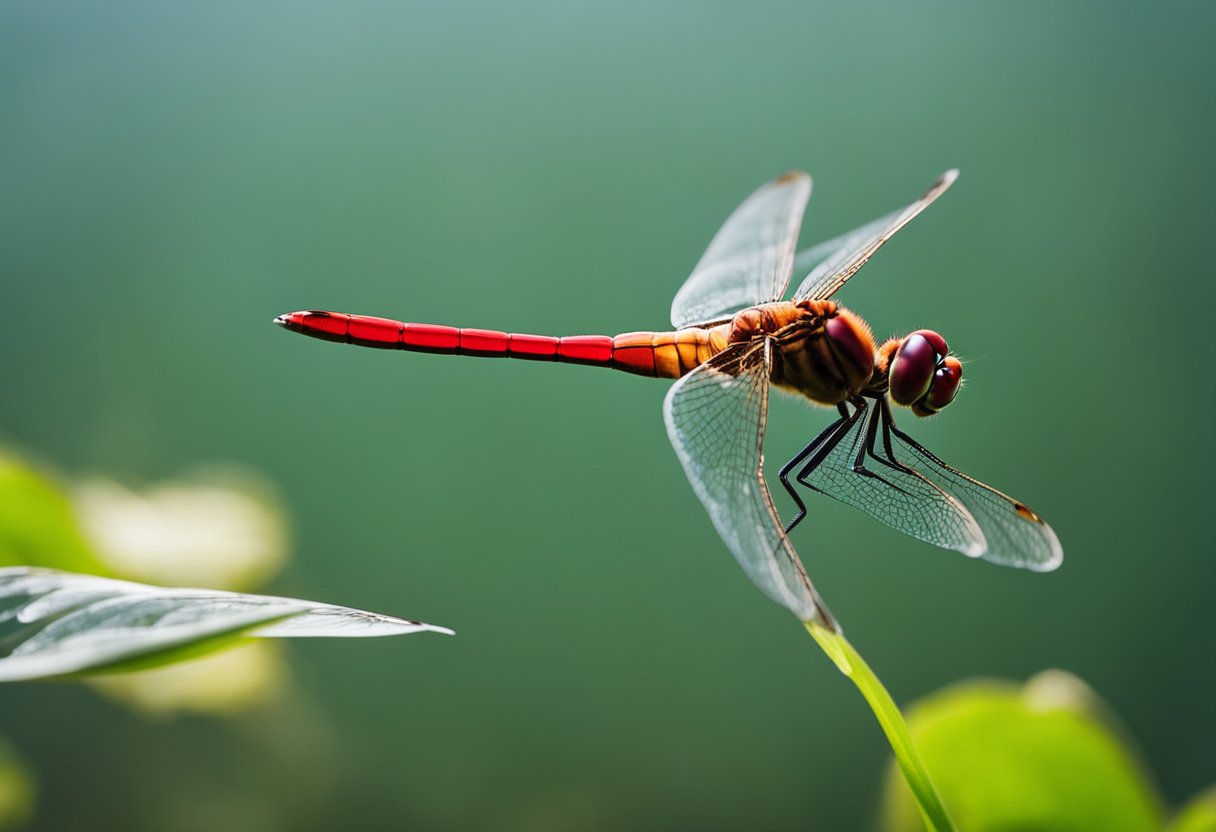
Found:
<box><xmin>1</xmin><ymin>1</ymin><xmax>1213</xmax><ymax>829</ymax></box>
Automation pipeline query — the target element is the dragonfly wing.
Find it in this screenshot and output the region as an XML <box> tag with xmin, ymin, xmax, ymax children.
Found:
<box><xmin>881</xmin><ymin>413</ymin><xmax>1063</xmax><ymax>571</ymax></box>
<box><xmin>803</xmin><ymin>402</ymin><xmax>988</xmax><ymax>556</ymax></box>
<box><xmin>663</xmin><ymin>340</ymin><xmax>828</xmax><ymax>622</ymax></box>
<box><xmin>670</xmin><ymin>172</ymin><xmax>812</xmax><ymax>329</ymax></box>
<box><xmin>791</xmin><ymin>170</ymin><xmax>958</xmax><ymax>302</ymax></box>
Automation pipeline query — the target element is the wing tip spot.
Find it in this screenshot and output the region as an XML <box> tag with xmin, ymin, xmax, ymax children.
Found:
<box><xmin>932</xmin><ymin>169</ymin><xmax>960</xmax><ymax>194</ymax></box>
<box><xmin>1013</xmin><ymin>502</ymin><xmax>1043</xmax><ymax>524</ymax></box>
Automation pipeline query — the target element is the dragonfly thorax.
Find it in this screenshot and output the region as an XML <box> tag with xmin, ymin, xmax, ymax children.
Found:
<box><xmin>725</xmin><ymin>300</ymin><xmax>822</xmax><ymax>343</ymax></box>
<box><xmin>729</xmin><ymin>301</ymin><xmax>876</xmax><ymax>406</ymax></box>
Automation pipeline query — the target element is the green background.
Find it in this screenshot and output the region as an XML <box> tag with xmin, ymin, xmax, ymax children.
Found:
<box><xmin>1</xmin><ymin>1</ymin><xmax>1212</xmax><ymax>829</ymax></box>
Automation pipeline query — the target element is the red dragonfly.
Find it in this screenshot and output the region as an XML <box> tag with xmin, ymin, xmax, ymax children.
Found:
<box><xmin>276</xmin><ymin>170</ymin><xmax>1061</xmax><ymax>622</ymax></box>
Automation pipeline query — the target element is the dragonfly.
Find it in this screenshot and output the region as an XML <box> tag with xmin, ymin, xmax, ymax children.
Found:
<box><xmin>276</xmin><ymin>169</ymin><xmax>1061</xmax><ymax>623</ymax></box>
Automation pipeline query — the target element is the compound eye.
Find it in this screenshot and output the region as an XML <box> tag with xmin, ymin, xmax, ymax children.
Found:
<box><xmin>889</xmin><ymin>333</ymin><xmax>937</xmax><ymax>405</ymax></box>
<box><xmin>909</xmin><ymin>329</ymin><xmax>948</xmax><ymax>357</ymax></box>
<box><xmin>921</xmin><ymin>356</ymin><xmax>963</xmax><ymax>413</ymax></box>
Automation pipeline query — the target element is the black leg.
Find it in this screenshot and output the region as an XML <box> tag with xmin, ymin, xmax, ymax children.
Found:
<box><xmin>879</xmin><ymin>396</ymin><xmax>959</xmax><ymax>469</ymax></box>
<box><xmin>784</xmin><ymin>402</ymin><xmax>865</xmax><ymax>534</ymax></box>
<box><xmin>868</xmin><ymin>398</ymin><xmax>926</xmax><ymax>473</ymax></box>
<box><xmin>862</xmin><ymin>396</ymin><xmax>944</xmax><ymax>494</ymax></box>
<box><xmin>778</xmin><ymin>403</ymin><xmax>851</xmax><ymax>533</ymax></box>
<box><xmin>793</xmin><ymin>400</ymin><xmax>867</xmax><ymax>492</ymax></box>
<box><xmin>877</xmin><ymin>396</ymin><xmax>903</xmax><ymax>461</ymax></box>
<box><xmin>847</xmin><ymin>396</ymin><xmax>911</xmax><ymax>493</ymax></box>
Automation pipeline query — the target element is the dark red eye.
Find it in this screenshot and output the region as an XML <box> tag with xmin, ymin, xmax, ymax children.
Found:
<box><xmin>922</xmin><ymin>356</ymin><xmax>963</xmax><ymax>412</ymax></box>
<box><xmin>909</xmin><ymin>329</ymin><xmax>948</xmax><ymax>358</ymax></box>
<box><xmin>889</xmin><ymin>333</ymin><xmax>937</xmax><ymax>405</ymax></box>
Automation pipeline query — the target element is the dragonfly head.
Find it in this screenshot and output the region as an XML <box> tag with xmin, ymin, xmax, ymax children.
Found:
<box><xmin>880</xmin><ymin>329</ymin><xmax>963</xmax><ymax>417</ymax></box>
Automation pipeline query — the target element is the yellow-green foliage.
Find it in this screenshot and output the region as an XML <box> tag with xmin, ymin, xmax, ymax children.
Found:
<box><xmin>1168</xmin><ymin>786</ymin><xmax>1216</xmax><ymax>832</ymax></box>
<box><xmin>0</xmin><ymin>450</ymin><xmax>108</xmax><ymax>574</ymax></box>
<box><xmin>882</xmin><ymin>671</ymin><xmax>1162</xmax><ymax>832</ymax></box>
<box><xmin>0</xmin><ymin>739</ymin><xmax>34</xmax><ymax>830</ymax></box>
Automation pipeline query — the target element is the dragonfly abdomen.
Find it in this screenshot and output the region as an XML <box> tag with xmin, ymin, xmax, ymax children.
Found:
<box><xmin>273</xmin><ymin>311</ymin><xmax>728</xmax><ymax>378</ymax></box>
<box><xmin>611</xmin><ymin>328</ymin><xmax>730</xmax><ymax>377</ymax></box>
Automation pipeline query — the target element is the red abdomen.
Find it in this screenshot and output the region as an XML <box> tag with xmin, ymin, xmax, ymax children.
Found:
<box><xmin>274</xmin><ymin>311</ymin><xmax>729</xmax><ymax>378</ymax></box>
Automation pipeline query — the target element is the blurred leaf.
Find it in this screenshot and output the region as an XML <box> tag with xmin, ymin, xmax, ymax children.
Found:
<box><xmin>88</xmin><ymin>640</ymin><xmax>287</xmax><ymax>717</ymax></box>
<box><xmin>882</xmin><ymin>670</ymin><xmax>1162</xmax><ymax>832</ymax></box>
<box><xmin>0</xmin><ymin>567</ymin><xmax>453</xmax><ymax>682</ymax></box>
<box><xmin>0</xmin><ymin>737</ymin><xmax>34</xmax><ymax>830</ymax></box>
<box><xmin>1168</xmin><ymin>786</ymin><xmax>1216</xmax><ymax>832</ymax></box>
<box><xmin>0</xmin><ymin>451</ymin><xmax>109</xmax><ymax>574</ymax></box>
<box><xmin>72</xmin><ymin>468</ymin><xmax>288</xmax><ymax>592</ymax></box>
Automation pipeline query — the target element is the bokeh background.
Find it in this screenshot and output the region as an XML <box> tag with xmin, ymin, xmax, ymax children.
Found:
<box><xmin>1</xmin><ymin>1</ymin><xmax>1213</xmax><ymax>829</ymax></box>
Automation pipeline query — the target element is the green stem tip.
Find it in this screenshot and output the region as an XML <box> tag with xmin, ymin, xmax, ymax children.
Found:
<box><xmin>804</xmin><ymin>619</ymin><xmax>957</xmax><ymax>832</ymax></box>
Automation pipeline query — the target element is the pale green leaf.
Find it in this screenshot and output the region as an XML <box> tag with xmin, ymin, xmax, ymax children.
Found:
<box><xmin>0</xmin><ymin>567</ymin><xmax>452</xmax><ymax>682</ymax></box>
<box><xmin>881</xmin><ymin>671</ymin><xmax>1163</xmax><ymax>832</ymax></box>
<box><xmin>0</xmin><ymin>452</ymin><xmax>109</xmax><ymax>574</ymax></box>
<box><xmin>1168</xmin><ymin>786</ymin><xmax>1216</xmax><ymax>832</ymax></box>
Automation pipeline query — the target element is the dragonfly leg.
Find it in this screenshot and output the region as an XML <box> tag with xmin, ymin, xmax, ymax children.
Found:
<box><xmin>843</xmin><ymin>396</ymin><xmax>912</xmax><ymax>494</ymax></box>
<box><xmin>867</xmin><ymin>397</ymin><xmax>931</xmax><ymax>480</ymax></box>
<box><xmin>792</xmin><ymin>400</ymin><xmax>868</xmax><ymax>495</ymax></box>
<box><xmin>782</xmin><ymin>403</ymin><xmax>862</xmax><ymax>534</ymax></box>
<box><xmin>877</xmin><ymin>396</ymin><xmax>958</xmax><ymax>468</ymax></box>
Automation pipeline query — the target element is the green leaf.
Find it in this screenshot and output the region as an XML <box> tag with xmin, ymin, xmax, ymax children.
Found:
<box><xmin>1168</xmin><ymin>786</ymin><xmax>1216</xmax><ymax>832</ymax></box>
<box><xmin>806</xmin><ymin>621</ymin><xmax>956</xmax><ymax>832</ymax></box>
<box><xmin>0</xmin><ymin>451</ymin><xmax>109</xmax><ymax>574</ymax></box>
<box><xmin>71</xmin><ymin>469</ymin><xmax>288</xmax><ymax>592</ymax></box>
<box><xmin>881</xmin><ymin>671</ymin><xmax>1163</xmax><ymax>832</ymax></box>
<box><xmin>0</xmin><ymin>567</ymin><xmax>453</xmax><ymax>682</ymax></box>
<box><xmin>0</xmin><ymin>737</ymin><xmax>34</xmax><ymax>831</ymax></box>
<box><xmin>87</xmin><ymin>640</ymin><xmax>287</xmax><ymax>717</ymax></box>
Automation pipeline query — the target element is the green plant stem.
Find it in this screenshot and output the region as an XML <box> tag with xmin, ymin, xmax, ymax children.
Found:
<box><xmin>805</xmin><ymin>619</ymin><xmax>957</xmax><ymax>832</ymax></box>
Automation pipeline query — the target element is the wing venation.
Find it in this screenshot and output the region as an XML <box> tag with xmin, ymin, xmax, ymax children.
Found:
<box><xmin>792</xmin><ymin>170</ymin><xmax>958</xmax><ymax>302</ymax></box>
<box><xmin>802</xmin><ymin>402</ymin><xmax>987</xmax><ymax>556</ymax></box>
<box><xmin>882</xmin><ymin>417</ymin><xmax>1063</xmax><ymax>571</ymax></box>
<box><xmin>663</xmin><ymin>340</ymin><xmax>829</xmax><ymax>621</ymax></box>
<box><xmin>671</xmin><ymin>172</ymin><xmax>811</xmax><ymax>329</ymax></box>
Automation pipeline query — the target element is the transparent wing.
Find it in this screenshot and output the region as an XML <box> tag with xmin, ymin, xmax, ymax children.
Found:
<box><xmin>791</xmin><ymin>169</ymin><xmax>958</xmax><ymax>302</ymax></box>
<box><xmin>803</xmin><ymin>402</ymin><xmax>987</xmax><ymax>556</ymax></box>
<box><xmin>670</xmin><ymin>172</ymin><xmax>812</xmax><ymax>329</ymax></box>
<box><xmin>881</xmin><ymin>416</ymin><xmax>1063</xmax><ymax>571</ymax></box>
<box><xmin>663</xmin><ymin>340</ymin><xmax>828</xmax><ymax>621</ymax></box>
